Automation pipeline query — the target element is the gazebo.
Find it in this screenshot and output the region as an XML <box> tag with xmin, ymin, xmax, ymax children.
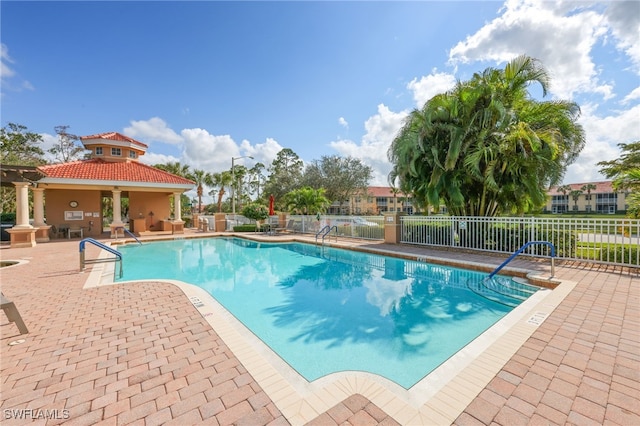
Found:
<box><xmin>1</xmin><ymin>132</ymin><xmax>195</xmax><ymax>248</ymax></box>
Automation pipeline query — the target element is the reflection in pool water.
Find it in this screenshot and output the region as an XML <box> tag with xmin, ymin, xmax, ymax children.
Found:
<box><xmin>117</xmin><ymin>237</ymin><xmax>533</xmax><ymax>388</ymax></box>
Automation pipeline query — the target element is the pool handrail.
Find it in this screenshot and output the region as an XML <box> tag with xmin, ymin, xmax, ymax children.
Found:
<box><xmin>315</xmin><ymin>225</ymin><xmax>330</xmax><ymax>244</ymax></box>
<box><xmin>315</xmin><ymin>225</ymin><xmax>338</xmax><ymax>245</ymax></box>
<box><xmin>116</xmin><ymin>226</ymin><xmax>142</xmax><ymax>245</ymax></box>
<box><xmin>79</xmin><ymin>238</ymin><xmax>123</xmax><ymax>279</ymax></box>
<box><xmin>487</xmin><ymin>241</ymin><xmax>555</xmax><ymax>280</ymax></box>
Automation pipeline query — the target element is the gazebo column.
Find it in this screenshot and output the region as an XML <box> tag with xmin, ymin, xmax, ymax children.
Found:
<box><xmin>171</xmin><ymin>192</ymin><xmax>184</xmax><ymax>234</ymax></box>
<box><xmin>109</xmin><ymin>188</ymin><xmax>124</xmax><ymax>238</ymax></box>
<box><xmin>32</xmin><ymin>187</ymin><xmax>51</xmax><ymax>242</ymax></box>
<box><xmin>173</xmin><ymin>192</ymin><xmax>182</xmax><ymax>222</ymax></box>
<box><xmin>7</xmin><ymin>182</ymin><xmax>36</xmax><ymax>248</ymax></box>
<box><xmin>14</xmin><ymin>182</ymin><xmax>31</xmax><ymax>228</ymax></box>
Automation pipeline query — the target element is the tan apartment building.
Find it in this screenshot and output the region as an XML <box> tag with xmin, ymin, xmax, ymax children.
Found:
<box><xmin>545</xmin><ymin>181</ymin><xmax>628</xmax><ymax>214</ymax></box>
<box><xmin>328</xmin><ymin>186</ymin><xmax>415</xmax><ymax>215</ymax></box>
<box><xmin>326</xmin><ymin>181</ymin><xmax>627</xmax><ymax>216</ymax></box>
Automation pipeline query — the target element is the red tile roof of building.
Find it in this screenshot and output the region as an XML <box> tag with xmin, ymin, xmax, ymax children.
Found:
<box><xmin>80</xmin><ymin>132</ymin><xmax>148</xmax><ymax>149</ymax></box>
<box><xmin>548</xmin><ymin>181</ymin><xmax>613</xmax><ymax>195</ymax></box>
<box><xmin>366</xmin><ymin>186</ymin><xmax>410</xmax><ymax>197</ymax></box>
<box><xmin>39</xmin><ymin>159</ymin><xmax>194</xmax><ymax>185</ymax></box>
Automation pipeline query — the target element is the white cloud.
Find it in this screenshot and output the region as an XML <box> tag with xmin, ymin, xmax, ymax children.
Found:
<box><xmin>621</xmin><ymin>86</ymin><xmax>640</xmax><ymax>104</ymax></box>
<box><xmin>139</xmin><ymin>152</ymin><xmax>181</xmax><ymax>167</ymax></box>
<box><xmin>0</xmin><ymin>43</ymin><xmax>15</xmax><ymax>79</ymax></box>
<box><xmin>1</xmin><ymin>43</ymin><xmax>34</xmax><ymax>94</ymax></box>
<box><xmin>181</xmin><ymin>128</ymin><xmax>240</xmax><ymax>172</ymax></box>
<box><xmin>562</xmin><ymin>102</ymin><xmax>640</xmax><ymax>184</ymax></box>
<box><xmin>330</xmin><ymin>104</ymin><xmax>408</xmax><ymax>186</ymax></box>
<box><xmin>448</xmin><ymin>0</ymin><xmax>614</xmax><ymax>100</ymax></box>
<box><xmin>407</xmin><ymin>70</ymin><xmax>456</xmax><ymax>107</ymax></box>
<box><xmin>338</xmin><ymin>117</ymin><xmax>349</xmax><ymax>129</ymax></box>
<box><xmin>604</xmin><ymin>1</ymin><xmax>640</xmax><ymax>71</ymax></box>
<box><xmin>240</xmin><ymin>137</ymin><xmax>283</xmax><ymax>168</ymax></box>
<box><xmin>128</xmin><ymin>117</ymin><xmax>282</xmax><ymax>181</ymax></box>
<box><xmin>123</xmin><ymin>117</ymin><xmax>183</xmax><ymax>145</ymax></box>
<box><xmin>136</xmin><ymin>124</ymin><xmax>284</xmax><ymax>204</ymax></box>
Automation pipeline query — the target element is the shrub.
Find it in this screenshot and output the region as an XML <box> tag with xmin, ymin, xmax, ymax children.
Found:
<box><xmin>1</xmin><ymin>213</ymin><xmax>16</xmax><ymax>224</ymax></box>
<box><xmin>601</xmin><ymin>245</ymin><xmax>639</xmax><ymax>266</ymax></box>
<box><xmin>233</xmin><ymin>224</ymin><xmax>257</xmax><ymax>232</ymax></box>
<box><xmin>535</xmin><ymin>228</ymin><xmax>577</xmax><ymax>257</ymax></box>
<box><xmin>241</xmin><ymin>204</ymin><xmax>269</xmax><ymax>222</ymax></box>
<box><xmin>403</xmin><ymin>222</ymin><xmax>453</xmax><ymax>245</ymax></box>
<box><xmin>353</xmin><ymin>225</ymin><xmax>384</xmax><ymax>239</ymax></box>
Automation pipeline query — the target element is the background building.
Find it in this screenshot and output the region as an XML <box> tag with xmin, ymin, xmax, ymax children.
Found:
<box><xmin>545</xmin><ymin>181</ymin><xmax>628</xmax><ymax>214</ymax></box>
<box><xmin>325</xmin><ymin>181</ymin><xmax>627</xmax><ymax>216</ymax></box>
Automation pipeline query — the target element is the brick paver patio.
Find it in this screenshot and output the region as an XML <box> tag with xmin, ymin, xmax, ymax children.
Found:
<box><xmin>1</xmin><ymin>234</ymin><xmax>638</xmax><ymax>425</ymax></box>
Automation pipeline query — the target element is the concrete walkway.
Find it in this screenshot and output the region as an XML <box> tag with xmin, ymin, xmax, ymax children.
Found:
<box><xmin>0</xmin><ymin>233</ymin><xmax>638</xmax><ymax>425</ymax></box>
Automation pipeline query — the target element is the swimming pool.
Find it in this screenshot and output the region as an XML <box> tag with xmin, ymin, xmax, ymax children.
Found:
<box><xmin>116</xmin><ymin>237</ymin><xmax>539</xmax><ymax>389</ymax></box>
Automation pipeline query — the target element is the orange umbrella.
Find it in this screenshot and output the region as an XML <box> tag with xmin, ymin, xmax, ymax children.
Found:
<box><xmin>268</xmin><ymin>194</ymin><xmax>275</xmax><ymax>216</ymax></box>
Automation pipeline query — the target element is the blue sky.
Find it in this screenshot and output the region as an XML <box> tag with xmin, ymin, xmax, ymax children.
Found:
<box><xmin>2</xmin><ymin>1</ymin><xmax>639</xmax><ymax>203</ymax></box>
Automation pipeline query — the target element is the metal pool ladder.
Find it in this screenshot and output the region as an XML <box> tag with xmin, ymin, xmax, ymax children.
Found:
<box><xmin>79</xmin><ymin>238</ymin><xmax>123</xmax><ymax>279</ymax></box>
<box><xmin>315</xmin><ymin>225</ymin><xmax>338</xmax><ymax>245</ymax></box>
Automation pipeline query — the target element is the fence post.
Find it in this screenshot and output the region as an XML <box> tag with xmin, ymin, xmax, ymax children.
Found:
<box><xmin>384</xmin><ymin>212</ymin><xmax>405</xmax><ymax>244</ymax></box>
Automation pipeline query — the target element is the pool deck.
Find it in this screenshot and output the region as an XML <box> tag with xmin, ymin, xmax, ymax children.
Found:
<box><xmin>1</xmin><ymin>230</ymin><xmax>638</xmax><ymax>425</ymax></box>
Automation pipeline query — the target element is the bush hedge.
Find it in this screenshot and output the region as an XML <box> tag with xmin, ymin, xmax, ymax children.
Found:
<box><xmin>601</xmin><ymin>245</ymin><xmax>639</xmax><ymax>265</ymax></box>
<box><xmin>1</xmin><ymin>213</ymin><xmax>16</xmax><ymax>224</ymax></box>
<box><xmin>233</xmin><ymin>224</ymin><xmax>257</xmax><ymax>232</ymax></box>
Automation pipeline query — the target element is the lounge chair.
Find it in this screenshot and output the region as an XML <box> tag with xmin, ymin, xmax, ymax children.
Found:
<box><xmin>274</xmin><ymin>219</ymin><xmax>297</xmax><ymax>234</ymax></box>
<box><xmin>1</xmin><ymin>292</ymin><xmax>29</xmax><ymax>335</ymax></box>
<box><xmin>263</xmin><ymin>216</ymin><xmax>279</xmax><ymax>235</ymax></box>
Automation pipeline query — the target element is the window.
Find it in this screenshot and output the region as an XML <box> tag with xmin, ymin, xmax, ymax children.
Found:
<box><xmin>129</xmin><ymin>150</ymin><xmax>137</xmax><ymax>159</ymax></box>
<box><xmin>111</xmin><ymin>147</ymin><xmax>122</xmax><ymax>156</ymax></box>
<box><xmin>95</xmin><ymin>147</ymin><xmax>103</xmax><ymax>155</ymax></box>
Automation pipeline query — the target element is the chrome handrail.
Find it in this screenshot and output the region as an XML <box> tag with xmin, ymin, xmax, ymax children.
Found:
<box><xmin>79</xmin><ymin>238</ymin><xmax>123</xmax><ymax>279</ymax></box>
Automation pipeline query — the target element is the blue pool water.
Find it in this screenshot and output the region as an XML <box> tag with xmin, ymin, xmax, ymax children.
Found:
<box><xmin>116</xmin><ymin>237</ymin><xmax>533</xmax><ymax>388</ymax></box>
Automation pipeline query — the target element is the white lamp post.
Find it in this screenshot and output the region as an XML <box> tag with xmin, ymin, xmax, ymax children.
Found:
<box><xmin>231</xmin><ymin>156</ymin><xmax>253</xmax><ymax>214</ymax></box>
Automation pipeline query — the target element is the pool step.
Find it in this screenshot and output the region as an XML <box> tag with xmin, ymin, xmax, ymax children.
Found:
<box><xmin>467</xmin><ymin>276</ymin><xmax>540</xmax><ymax>308</ymax></box>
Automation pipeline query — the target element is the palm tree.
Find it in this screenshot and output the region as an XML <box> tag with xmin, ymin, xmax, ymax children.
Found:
<box><xmin>388</xmin><ymin>55</ymin><xmax>585</xmax><ymax>217</ymax></box>
<box><xmin>556</xmin><ymin>184</ymin><xmax>571</xmax><ymax>195</ymax></box>
<box><xmin>191</xmin><ymin>169</ymin><xmax>212</xmax><ymax>213</ymax></box>
<box><xmin>285</xmin><ymin>187</ymin><xmax>330</xmax><ymax>215</ymax></box>
<box><xmin>210</xmin><ymin>171</ymin><xmax>232</xmax><ymax>213</ymax></box>
<box><xmin>570</xmin><ymin>189</ymin><xmax>583</xmax><ymax>211</ymax></box>
<box><xmin>153</xmin><ymin>161</ymin><xmax>191</xmax><ymax>178</ymax></box>
<box><xmin>555</xmin><ymin>184</ymin><xmax>572</xmax><ymax>213</ymax></box>
<box><xmin>581</xmin><ymin>183</ymin><xmax>597</xmax><ymax>213</ymax></box>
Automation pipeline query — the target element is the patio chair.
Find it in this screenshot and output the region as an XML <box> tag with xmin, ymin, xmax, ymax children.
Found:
<box><xmin>1</xmin><ymin>292</ymin><xmax>29</xmax><ymax>335</ymax></box>
<box><xmin>274</xmin><ymin>219</ymin><xmax>297</xmax><ymax>234</ymax></box>
<box><xmin>51</xmin><ymin>224</ymin><xmax>68</xmax><ymax>239</ymax></box>
<box><xmin>68</xmin><ymin>226</ymin><xmax>83</xmax><ymax>239</ymax></box>
<box><xmin>264</xmin><ymin>216</ymin><xmax>280</xmax><ymax>235</ymax></box>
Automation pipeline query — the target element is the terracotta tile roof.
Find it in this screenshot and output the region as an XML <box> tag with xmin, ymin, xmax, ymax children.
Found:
<box><xmin>80</xmin><ymin>132</ymin><xmax>148</xmax><ymax>148</ymax></box>
<box><xmin>38</xmin><ymin>159</ymin><xmax>194</xmax><ymax>185</ymax></box>
<box><xmin>548</xmin><ymin>181</ymin><xmax>613</xmax><ymax>195</ymax></box>
<box><xmin>365</xmin><ymin>186</ymin><xmax>411</xmax><ymax>197</ymax></box>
